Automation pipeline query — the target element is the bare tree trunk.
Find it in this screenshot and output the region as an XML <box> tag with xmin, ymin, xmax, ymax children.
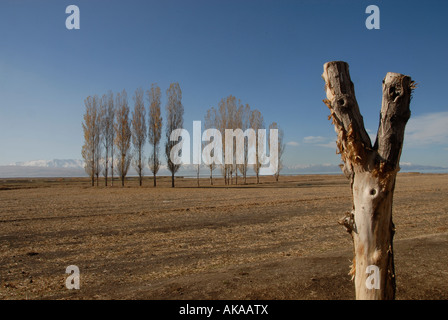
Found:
<box><xmin>322</xmin><ymin>61</ymin><xmax>415</xmax><ymax>300</ymax></box>
<box><xmin>111</xmin><ymin>162</ymin><xmax>114</xmax><ymax>187</ymax></box>
<box><xmin>153</xmin><ymin>149</ymin><xmax>157</xmax><ymax>187</ymax></box>
<box><xmin>91</xmin><ymin>158</ymin><xmax>94</xmax><ymax>187</ymax></box>
<box><xmin>171</xmin><ymin>172</ymin><xmax>175</xmax><ymax>188</ymax></box>
<box><xmin>209</xmin><ymin>165</ymin><xmax>213</xmax><ymax>185</ymax></box>
<box><xmin>91</xmin><ymin>161</ymin><xmax>94</xmax><ymax>187</ymax></box>
<box><xmin>111</xmin><ymin>151</ymin><xmax>114</xmax><ymax>187</ymax></box>
<box><xmin>138</xmin><ymin>153</ymin><xmax>142</xmax><ymax>187</ymax></box>
<box><xmin>103</xmin><ymin>138</ymin><xmax>108</xmax><ymax>187</ymax></box>
<box><xmin>243</xmin><ymin>166</ymin><xmax>247</xmax><ymax>184</ymax></box>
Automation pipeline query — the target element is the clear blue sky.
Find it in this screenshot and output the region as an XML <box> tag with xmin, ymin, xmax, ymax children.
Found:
<box><xmin>1</xmin><ymin>0</ymin><xmax>447</xmax><ymax>168</ymax></box>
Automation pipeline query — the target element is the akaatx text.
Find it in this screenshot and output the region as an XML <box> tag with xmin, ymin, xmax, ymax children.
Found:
<box><xmin>179</xmin><ymin>304</ymin><xmax>269</xmax><ymax>317</ymax></box>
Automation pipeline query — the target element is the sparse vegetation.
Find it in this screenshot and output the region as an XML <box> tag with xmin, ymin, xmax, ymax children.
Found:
<box><xmin>1</xmin><ymin>173</ymin><xmax>447</xmax><ymax>299</ymax></box>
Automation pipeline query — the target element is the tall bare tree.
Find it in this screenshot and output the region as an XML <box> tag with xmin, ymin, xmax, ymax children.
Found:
<box><xmin>81</xmin><ymin>95</ymin><xmax>101</xmax><ymax>187</ymax></box>
<box><xmin>100</xmin><ymin>91</ymin><xmax>115</xmax><ymax>186</ymax></box>
<box><xmin>206</xmin><ymin>99</ymin><xmax>259</xmax><ymax>185</ymax></box>
<box><xmin>216</xmin><ymin>98</ymin><xmax>228</xmax><ymax>184</ymax></box>
<box><xmin>108</xmin><ymin>91</ymin><xmax>116</xmax><ymax>186</ymax></box>
<box><xmin>114</xmin><ymin>89</ymin><xmax>132</xmax><ymax>187</ymax></box>
<box><xmin>204</xmin><ymin>107</ymin><xmax>217</xmax><ymax>185</ymax></box>
<box><xmin>217</xmin><ymin>95</ymin><xmax>242</xmax><ymax>185</ymax></box>
<box><xmin>232</xmin><ymin>101</ymin><xmax>245</xmax><ymax>185</ymax></box>
<box><xmin>226</xmin><ymin>96</ymin><xmax>239</xmax><ymax>184</ymax></box>
<box><xmin>99</xmin><ymin>95</ymin><xmax>107</xmax><ymax>184</ymax></box>
<box><xmin>238</xmin><ymin>104</ymin><xmax>251</xmax><ymax>184</ymax></box>
<box><xmin>165</xmin><ymin>82</ymin><xmax>184</xmax><ymax>188</ymax></box>
<box><xmin>269</xmin><ymin>122</ymin><xmax>285</xmax><ymax>182</ymax></box>
<box><xmin>147</xmin><ymin>83</ymin><xmax>162</xmax><ymax>187</ymax></box>
<box><xmin>250</xmin><ymin>109</ymin><xmax>264</xmax><ymax>184</ymax></box>
<box><xmin>195</xmin><ymin>121</ymin><xmax>203</xmax><ymax>188</ymax></box>
<box><xmin>94</xmin><ymin>128</ymin><xmax>102</xmax><ymax>187</ymax></box>
<box><xmin>131</xmin><ymin>87</ymin><xmax>147</xmax><ymax>186</ymax></box>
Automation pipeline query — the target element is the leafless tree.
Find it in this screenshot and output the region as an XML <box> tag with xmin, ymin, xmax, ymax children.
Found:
<box><xmin>204</xmin><ymin>107</ymin><xmax>217</xmax><ymax>185</ymax></box>
<box><xmin>131</xmin><ymin>87</ymin><xmax>147</xmax><ymax>186</ymax></box>
<box><xmin>100</xmin><ymin>91</ymin><xmax>115</xmax><ymax>186</ymax></box>
<box><xmin>206</xmin><ymin>99</ymin><xmax>261</xmax><ymax>185</ymax></box>
<box><xmin>226</xmin><ymin>96</ymin><xmax>240</xmax><ymax>184</ymax></box>
<box><xmin>194</xmin><ymin>121</ymin><xmax>203</xmax><ymax>187</ymax></box>
<box><xmin>81</xmin><ymin>95</ymin><xmax>101</xmax><ymax>187</ymax></box>
<box><xmin>250</xmin><ymin>109</ymin><xmax>264</xmax><ymax>184</ymax></box>
<box><xmin>216</xmin><ymin>98</ymin><xmax>228</xmax><ymax>184</ymax></box>
<box><xmin>147</xmin><ymin>83</ymin><xmax>163</xmax><ymax>187</ymax></box>
<box><xmin>94</xmin><ymin>136</ymin><xmax>102</xmax><ymax>187</ymax></box>
<box><xmin>165</xmin><ymin>82</ymin><xmax>184</xmax><ymax>188</ymax></box>
<box><xmin>269</xmin><ymin>122</ymin><xmax>285</xmax><ymax>182</ymax></box>
<box><xmin>232</xmin><ymin>101</ymin><xmax>245</xmax><ymax>185</ymax></box>
<box><xmin>217</xmin><ymin>95</ymin><xmax>242</xmax><ymax>185</ymax></box>
<box><xmin>322</xmin><ymin>61</ymin><xmax>415</xmax><ymax>299</ymax></box>
<box><xmin>107</xmin><ymin>92</ymin><xmax>116</xmax><ymax>186</ymax></box>
<box><xmin>114</xmin><ymin>89</ymin><xmax>132</xmax><ymax>187</ymax></box>
<box><xmin>93</xmin><ymin>95</ymin><xmax>103</xmax><ymax>187</ymax></box>
<box><xmin>238</xmin><ymin>104</ymin><xmax>251</xmax><ymax>184</ymax></box>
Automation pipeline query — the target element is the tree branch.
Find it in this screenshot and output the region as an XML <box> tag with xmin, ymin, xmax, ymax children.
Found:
<box><xmin>374</xmin><ymin>72</ymin><xmax>415</xmax><ymax>174</ymax></box>
<box><xmin>322</xmin><ymin>61</ymin><xmax>372</xmax><ymax>177</ymax></box>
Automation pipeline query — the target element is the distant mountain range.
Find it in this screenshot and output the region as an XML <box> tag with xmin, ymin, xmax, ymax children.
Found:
<box><xmin>281</xmin><ymin>162</ymin><xmax>448</xmax><ymax>175</ymax></box>
<box><xmin>10</xmin><ymin>159</ymin><xmax>85</xmax><ymax>169</ymax></box>
<box><xmin>0</xmin><ymin>159</ymin><xmax>446</xmax><ymax>178</ymax></box>
<box><xmin>1</xmin><ymin>159</ymin><xmax>86</xmax><ymax>178</ymax></box>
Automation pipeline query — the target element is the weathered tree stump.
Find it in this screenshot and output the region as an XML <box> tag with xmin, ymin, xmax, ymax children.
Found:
<box><xmin>322</xmin><ymin>61</ymin><xmax>416</xmax><ymax>300</ymax></box>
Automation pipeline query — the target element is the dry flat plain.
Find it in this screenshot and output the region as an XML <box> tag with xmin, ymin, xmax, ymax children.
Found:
<box><xmin>0</xmin><ymin>173</ymin><xmax>447</xmax><ymax>300</ymax></box>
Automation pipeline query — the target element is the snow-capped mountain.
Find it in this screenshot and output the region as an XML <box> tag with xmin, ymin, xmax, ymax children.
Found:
<box><xmin>9</xmin><ymin>159</ymin><xmax>85</xmax><ymax>169</ymax></box>
<box><xmin>0</xmin><ymin>159</ymin><xmax>446</xmax><ymax>178</ymax></box>
<box><xmin>0</xmin><ymin>159</ymin><xmax>87</xmax><ymax>178</ymax></box>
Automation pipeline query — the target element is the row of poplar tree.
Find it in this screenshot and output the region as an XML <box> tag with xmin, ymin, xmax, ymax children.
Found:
<box><xmin>81</xmin><ymin>82</ymin><xmax>284</xmax><ymax>187</ymax></box>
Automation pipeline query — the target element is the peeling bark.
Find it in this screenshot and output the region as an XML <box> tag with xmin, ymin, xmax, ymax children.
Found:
<box><xmin>322</xmin><ymin>61</ymin><xmax>415</xmax><ymax>300</ymax></box>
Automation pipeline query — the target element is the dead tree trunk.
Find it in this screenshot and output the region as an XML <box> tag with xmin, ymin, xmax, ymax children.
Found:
<box><xmin>322</xmin><ymin>61</ymin><xmax>415</xmax><ymax>300</ymax></box>
<box><xmin>209</xmin><ymin>166</ymin><xmax>213</xmax><ymax>186</ymax></box>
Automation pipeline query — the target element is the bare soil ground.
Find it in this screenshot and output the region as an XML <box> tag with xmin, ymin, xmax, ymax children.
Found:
<box><xmin>0</xmin><ymin>173</ymin><xmax>447</xmax><ymax>300</ymax></box>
